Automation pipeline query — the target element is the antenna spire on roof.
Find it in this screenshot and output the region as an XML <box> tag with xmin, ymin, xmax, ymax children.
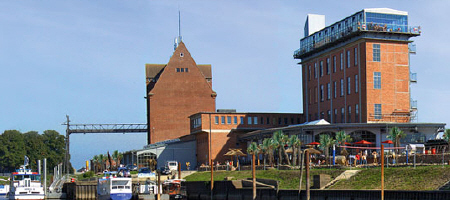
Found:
<box><xmin>174</xmin><ymin>10</ymin><xmax>182</xmax><ymax>51</ymax></box>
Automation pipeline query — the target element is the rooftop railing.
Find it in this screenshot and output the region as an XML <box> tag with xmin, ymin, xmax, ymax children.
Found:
<box><xmin>294</xmin><ymin>22</ymin><xmax>421</xmax><ymax>58</ymax></box>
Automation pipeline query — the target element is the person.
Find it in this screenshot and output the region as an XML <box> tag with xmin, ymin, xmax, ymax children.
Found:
<box><xmin>372</xmin><ymin>151</ymin><xmax>378</xmax><ymax>165</ymax></box>
<box><xmin>186</xmin><ymin>162</ymin><xmax>190</xmax><ymax>170</ymax></box>
<box><xmin>392</xmin><ymin>152</ymin><xmax>396</xmax><ymax>164</ymax></box>
<box><xmin>355</xmin><ymin>154</ymin><xmax>360</xmax><ymax>166</ymax></box>
<box><xmin>362</xmin><ymin>154</ymin><xmax>367</xmax><ymax>166</ymax></box>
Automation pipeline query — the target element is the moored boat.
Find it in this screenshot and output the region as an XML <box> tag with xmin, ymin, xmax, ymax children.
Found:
<box><xmin>97</xmin><ymin>173</ymin><xmax>132</xmax><ymax>200</ymax></box>
<box><xmin>8</xmin><ymin>166</ymin><xmax>44</xmax><ymax>200</ymax></box>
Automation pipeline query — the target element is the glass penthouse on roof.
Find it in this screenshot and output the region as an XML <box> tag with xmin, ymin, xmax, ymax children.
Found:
<box><xmin>294</xmin><ymin>8</ymin><xmax>421</xmax><ymax>58</ymax></box>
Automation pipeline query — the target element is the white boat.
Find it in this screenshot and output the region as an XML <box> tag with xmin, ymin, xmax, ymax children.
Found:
<box><xmin>97</xmin><ymin>174</ymin><xmax>132</xmax><ymax>200</ymax></box>
<box><xmin>8</xmin><ymin>167</ymin><xmax>44</xmax><ymax>200</ymax></box>
<box><xmin>0</xmin><ymin>185</ymin><xmax>9</xmax><ymax>195</ymax></box>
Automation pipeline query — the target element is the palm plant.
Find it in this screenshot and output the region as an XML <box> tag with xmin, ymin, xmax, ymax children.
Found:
<box><xmin>272</xmin><ymin>131</ymin><xmax>283</xmax><ymax>166</ymax></box>
<box><xmin>93</xmin><ymin>155</ymin><xmax>99</xmax><ymax>172</ymax></box>
<box><xmin>289</xmin><ymin>135</ymin><xmax>302</xmax><ymax>166</ymax></box>
<box><xmin>387</xmin><ymin>127</ymin><xmax>406</xmax><ymax>154</ymax></box>
<box><xmin>443</xmin><ymin>129</ymin><xmax>450</xmax><ymax>152</ymax></box>
<box><xmin>335</xmin><ymin>131</ymin><xmax>352</xmax><ymax>155</ymax></box>
<box><xmin>98</xmin><ymin>154</ymin><xmax>105</xmax><ymax>171</ymax></box>
<box><xmin>281</xmin><ymin>134</ymin><xmax>291</xmax><ymax>166</ymax></box>
<box><xmin>318</xmin><ymin>134</ymin><xmax>335</xmax><ymax>164</ymax></box>
<box><xmin>259</xmin><ymin>138</ymin><xmax>271</xmax><ymax>169</ymax></box>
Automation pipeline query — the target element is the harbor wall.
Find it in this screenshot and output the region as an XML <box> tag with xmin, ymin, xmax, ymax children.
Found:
<box><xmin>184</xmin><ymin>181</ymin><xmax>450</xmax><ymax>200</ymax></box>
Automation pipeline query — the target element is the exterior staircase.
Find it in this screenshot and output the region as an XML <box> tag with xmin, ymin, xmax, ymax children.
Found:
<box><xmin>321</xmin><ymin>170</ymin><xmax>360</xmax><ymax>189</ymax></box>
<box><xmin>438</xmin><ymin>179</ymin><xmax>450</xmax><ymax>190</ymax></box>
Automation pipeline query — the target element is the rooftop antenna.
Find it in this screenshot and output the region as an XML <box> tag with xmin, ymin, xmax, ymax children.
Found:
<box><xmin>174</xmin><ymin>10</ymin><xmax>182</xmax><ymax>51</ymax></box>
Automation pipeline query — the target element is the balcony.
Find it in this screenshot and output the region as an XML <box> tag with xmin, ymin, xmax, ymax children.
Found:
<box><xmin>409</xmin><ymin>43</ymin><xmax>416</xmax><ymax>54</ymax></box>
<box><xmin>294</xmin><ymin>23</ymin><xmax>421</xmax><ymax>59</ymax></box>
<box><xmin>411</xmin><ymin>99</ymin><xmax>418</xmax><ymax>110</ymax></box>
<box><xmin>410</xmin><ymin>72</ymin><xmax>417</xmax><ymax>83</ymax></box>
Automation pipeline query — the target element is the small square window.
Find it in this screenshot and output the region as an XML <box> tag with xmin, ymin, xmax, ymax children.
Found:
<box><xmin>176</xmin><ymin>68</ymin><xmax>180</xmax><ymax>72</ymax></box>
<box><xmin>180</xmin><ymin>68</ymin><xmax>184</xmax><ymax>72</ymax></box>
<box><xmin>185</xmin><ymin>68</ymin><xmax>189</xmax><ymax>72</ymax></box>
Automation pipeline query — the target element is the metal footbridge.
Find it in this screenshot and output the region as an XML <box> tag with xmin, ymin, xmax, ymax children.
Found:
<box><xmin>62</xmin><ymin>115</ymin><xmax>147</xmax><ymax>174</ymax></box>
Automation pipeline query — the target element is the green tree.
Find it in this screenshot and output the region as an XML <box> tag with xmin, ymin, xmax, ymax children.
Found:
<box><xmin>92</xmin><ymin>155</ymin><xmax>99</xmax><ymax>172</ymax></box>
<box><xmin>335</xmin><ymin>131</ymin><xmax>352</xmax><ymax>155</ymax></box>
<box><xmin>24</xmin><ymin>131</ymin><xmax>47</xmax><ymax>170</ymax></box>
<box><xmin>387</xmin><ymin>127</ymin><xmax>406</xmax><ymax>154</ymax></box>
<box><xmin>0</xmin><ymin>130</ymin><xmax>26</xmax><ymax>171</ymax></box>
<box><xmin>318</xmin><ymin>134</ymin><xmax>335</xmax><ymax>164</ymax></box>
<box><xmin>261</xmin><ymin>138</ymin><xmax>274</xmax><ymax>167</ymax></box>
<box><xmin>43</xmin><ymin>130</ymin><xmax>66</xmax><ymax>172</ymax></box>
<box><xmin>443</xmin><ymin>129</ymin><xmax>450</xmax><ymax>152</ymax></box>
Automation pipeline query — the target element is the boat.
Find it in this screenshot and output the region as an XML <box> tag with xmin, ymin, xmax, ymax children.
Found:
<box><xmin>162</xmin><ymin>179</ymin><xmax>186</xmax><ymax>199</ymax></box>
<box><xmin>8</xmin><ymin>166</ymin><xmax>45</xmax><ymax>200</ymax></box>
<box><xmin>97</xmin><ymin>172</ymin><xmax>132</xmax><ymax>200</ymax></box>
<box><xmin>0</xmin><ymin>185</ymin><xmax>9</xmax><ymax>196</ymax></box>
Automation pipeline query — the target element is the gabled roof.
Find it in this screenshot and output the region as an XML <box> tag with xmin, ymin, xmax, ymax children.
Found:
<box><xmin>146</xmin><ymin>64</ymin><xmax>166</xmax><ymax>79</ymax></box>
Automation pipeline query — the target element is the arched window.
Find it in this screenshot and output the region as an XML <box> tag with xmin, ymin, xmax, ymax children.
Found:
<box><xmin>315</xmin><ymin>131</ymin><xmax>336</xmax><ymax>142</ymax></box>
<box><xmin>349</xmin><ymin>130</ymin><xmax>376</xmax><ymax>144</ymax></box>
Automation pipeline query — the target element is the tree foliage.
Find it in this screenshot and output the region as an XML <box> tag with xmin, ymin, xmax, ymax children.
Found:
<box><xmin>387</xmin><ymin>127</ymin><xmax>406</xmax><ymax>153</ymax></box>
<box><xmin>0</xmin><ymin>129</ymin><xmax>66</xmax><ymax>173</ymax></box>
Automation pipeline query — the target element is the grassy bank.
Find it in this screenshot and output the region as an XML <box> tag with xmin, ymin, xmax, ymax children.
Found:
<box><xmin>185</xmin><ymin>165</ymin><xmax>450</xmax><ymax>190</ymax></box>
<box><xmin>185</xmin><ymin>168</ymin><xmax>344</xmax><ymax>189</ymax></box>
<box><xmin>331</xmin><ymin>165</ymin><xmax>450</xmax><ymax>190</ymax></box>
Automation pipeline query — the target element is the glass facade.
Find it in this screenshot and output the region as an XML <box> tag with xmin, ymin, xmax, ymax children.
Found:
<box><xmin>294</xmin><ymin>9</ymin><xmax>420</xmax><ymax>58</ymax></box>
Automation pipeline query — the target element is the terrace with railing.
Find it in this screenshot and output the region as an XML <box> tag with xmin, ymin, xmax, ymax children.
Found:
<box><xmin>294</xmin><ymin>9</ymin><xmax>421</xmax><ymax>59</ymax></box>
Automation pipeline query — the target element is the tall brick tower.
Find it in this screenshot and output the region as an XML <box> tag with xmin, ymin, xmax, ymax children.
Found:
<box><xmin>294</xmin><ymin>8</ymin><xmax>420</xmax><ymax>123</ymax></box>
<box><xmin>146</xmin><ymin>41</ymin><xmax>216</xmax><ymax>144</ymax></box>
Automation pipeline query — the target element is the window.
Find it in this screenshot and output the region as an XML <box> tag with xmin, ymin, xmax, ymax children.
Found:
<box><xmin>260</xmin><ymin>117</ymin><xmax>264</xmax><ymax>125</ymax></box>
<box><xmin>215</xmin><ymin>116</ymin><xmax>219</xmax><ymax>124</ymax></box>
<box><xmin>221</xmin><ymin>116</ymin><xmax>225</xmax><ymax>124</ymax></box>
<box><xmin>334</xmin><ymin>81</ymin><xmax>337</xmax><ymax>98</ymax></box>
<box><xmin>374</xmin><ymin>72</ymin><xmax>381</xmax><ymax>89</ymax></box>
<box><xmin>340</xmin><ymin>53</ymin><xmax>343</xmax><ymax>70</ymax></box>
<box><xmin>375</xmin><ymin>104</ymin><xmax>382</xmax><ymax>119</ymax></box>
<box><xmin>314</xmin><ymin>63</ymin><xmax>317</xmax><ymax>78</ymax></box>
<box><xmin>347</xmin><ymin>77</ymin><xmax>351</xmax><ymax>95</ymax></box>
<box><xmin>254</xmin><ymin>117</ymin><xmax>258</xmax><ymax>125</ymax></box>
<box><xmin>185</xmin><ymin>68</ymin><xmax>189</xmax><ymax>72</ymax></box>
<box><xmin>341</xmin><ymin>107</ymin><xmax>345</xmax><ymax>123</ymax></box>
<box><xmin>240</xmin><ymin>117</ymin><xmax>244</xmax><ymax>124</ymax></box>
<box><xmin>327</xmin><ymin>83</ymin><xmax>331</xmax><ymax>100</ymax></box>
<box><xmin>355</xmin><ymin>104</ymin><xmax>359</xmax><ymax>123</ymax></box>
<box><xmin>284</xmin><ymin>118</ymin><xmax>288</xmax><ymax>124</ymax></box>
<box><xmin>248</xmin><ymin>117</ymin><xmax>252</xmax><ymax>125</ymax></box>
<box><xmin>308</xmin><ymin>65</ymin><xmax>311</xmax><ymax>80</ymax></box>
<box><xmin>327</xmin><ymin>110</ymin><xmax>331</xmax><ymax>121</ymax></box>
<box><xmin>234</xmin><ymin>116</ymin><xmax>238</xmax><ymax>124</ymax></box>
<box><xmin>347</xmin><ymin>51</ymin><xmax>350</xmax><ymax>68</ymax></box>
<box><xmin>266</xmin><ymin>117</ymin><xmax>270</xmax><ymax>124</ymax></box>
<box><xmin>355</xmin><ymin>75</ymin><xmax>359</xmax><ymax>93</ymax></box>
<box><xmin>373</xmin><ymin>44</ymin><xmax>381</xmax><ymax>62</ymax></box>
<box><xmin>227</xmin><ymin>116</ymin><xmax>231</xmax><ymax>124</ymax></box>
<box><xmin>348</xmin><ymin>106</ymin><xmax>352</xmax><ymax>123</ymax></box>
<box><xmin>334</xmin><ymin>109</ymin><xmax>337</xmax><ymax>123</ymax></box>
<box><xmin>314</xmin><ymin>87</ymin><xmax>317</xmax><ymax>103</ymax></box>
<box><xmin>180</xmin><ymin>68</ymin><xmax>184</xmax><ymax>72</ymax></box>
<box><xmin>333</xmin><ymin>56</ymin><xmax>336</xmax><ymax>73</ymax></box>
<box><xmin>320</xmin><ymin>61</ymin><xmax>323</xmax><ymax>77</ymax></box>
<box><xmin>278</xmin><ymin>118</ymin><xmax>282</xmax><ymax>125</ymax></box>
<box><xmin>320</xmin><ymin>85</ymin><xmax>324</xmax><ymax>101</ymax></box>
<box><xmin>354</xmin><ymin>48</ymin><xmax>358</xmax><ymax>66</ymax></box>
<box><xmin>340</xmin><ymin>79</ymin><xmax>344</xmax><ymax>96</ymax></box>
<box><xmin>326</xmin><ymin>58</ymin><xmax>330</xmax><ymax>74</ymax></box>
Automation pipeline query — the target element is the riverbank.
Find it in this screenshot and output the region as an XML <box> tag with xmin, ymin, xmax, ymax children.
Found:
<box><xmin>185</xmin><ymin>165</ymin><xmax>450</xmax><ymax>190</ymax></box>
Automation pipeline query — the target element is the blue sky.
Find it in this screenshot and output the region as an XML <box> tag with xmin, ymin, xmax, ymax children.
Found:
<box><xmin>1</xmin><ymin>1</ymin><xmax>449</xmax><ymax>169</ymax></box>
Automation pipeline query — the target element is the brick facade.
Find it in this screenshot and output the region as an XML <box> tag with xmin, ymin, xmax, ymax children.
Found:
<box><xmin>190</xmin><ymin>112</ymin><xmax>304</xmax><ymax>165</ymax></box>
<box><xmin>146</xmin><ymin>42</ymin><xmax>216</xmax><ymax>144</ymax></box>
<box><xmin>301</xmin><ymin>39</ymin><xmax>411</xmax><ymax>124</ymax></box>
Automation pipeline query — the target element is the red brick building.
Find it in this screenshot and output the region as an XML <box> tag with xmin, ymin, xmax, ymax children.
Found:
<box><xmin>146</xmin><ymin>41</ymin><xmax>216</xmax><ymax>144</ymax></box>
<box><xmin>189</xmin><ymin>112</ymin><xmax>304</xmax><ymax>165</ymax></box>
<box><xmin>294</xmin><ymin>8</ymin><xmax>420</xmax><ymax>124</ymax></box>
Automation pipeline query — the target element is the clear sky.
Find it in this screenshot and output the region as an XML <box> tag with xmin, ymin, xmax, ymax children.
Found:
<box><xmin>1</xmin><ymin>1</ymin><xmax>449</xmax><ymax>169</ymax></box>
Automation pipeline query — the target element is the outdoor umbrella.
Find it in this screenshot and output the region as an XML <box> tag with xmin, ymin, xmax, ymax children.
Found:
<box><xmin>305</xmin><ymin>148</ymin><xmax>322</xmax><ymax>154</ymax></box>
<box><xmin>354</xmin><ymin>140</ymin><xmax>372</xmax><ymax>145</ymax></box>
<box><xmin>307</xmin><ymin>142</ymin><xmax>320</xmax><ymax>145</ymax></box>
